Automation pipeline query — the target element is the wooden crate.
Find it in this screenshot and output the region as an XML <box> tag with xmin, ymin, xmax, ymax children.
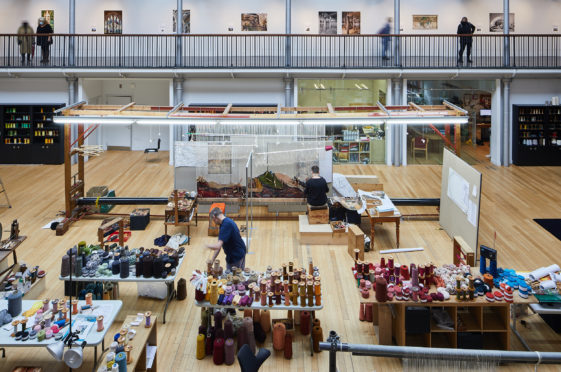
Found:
<box><xmin>453</xmin><ymin>236</ymin><xmax>475</xmax><ymax>266</ymax></box>
<box><xmin>307</xmin><ymin>204</ymin><xmax>329</xmax><ymax>224</ymax></box>
<box><xmin>347</xmin><ymin>224</ymin><xmax>365</xmax><ymax>261</ymax></box>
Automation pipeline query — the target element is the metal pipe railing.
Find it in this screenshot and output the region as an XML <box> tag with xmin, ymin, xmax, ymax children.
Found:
<box><xmin>320</xmin><ymin>331</ymin><xmax>561</xmax><ymax>372</ymax></box>
<box><xmin>1</xmin><ymin>33</ymin><xmax>561</xmax><ymax>69</ymax></box>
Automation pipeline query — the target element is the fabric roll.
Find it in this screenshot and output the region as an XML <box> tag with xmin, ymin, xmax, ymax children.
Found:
<box><xmin>243</xmin><ymin>317</ymin><xmax>256</xmax><ymax>355</ymax></box>
<box><xmin>213</xmin><ymin>338</ymin><xmax>225</xmax><ymax>365</ymax></box>
<box><xmin>111</xmin><ymin>259</ymin><xmax>120</xmax><ymax>275</ymax></box>
<box><xmin>529</xmin><ymin>264</ymin><xmax>561</xmax><ymax>281</ymax></box>
<box><xmin>224</xmin><ymin>318</ymin><xmax>234</xmax><ymax>339</ymax></box>
<box><xmin>196</xmin><ymin>334</ymin><xmax>206</xmax><ymax>359</ymax></box>
<box><xmin>272</xmin><ymin>322</ymin><xmax>286</xmax><ymax>351</ymax></box>
<box><xmin>300</xmin><ymin>311</ymin><xmax>311</xmax><ymax>335</ymax></box>
<box><xmin>119</xmin><ymin>258</ymin><xmax>129</xmax><ymax>279</ymax></box>
<box><xmin>283</xmin><ymin>333</ymin><xmax>293</xmax><ymax>359</ymax></box>
<box><xmin>312</xmin><ymin>326</ymin><xmax>324</xmax><ymax>353</ymax></box>
<box><xmin>177</xmin><ymin>278</ymin><xmax>187</xmax><ymax>301</ymax></box>
<box><xmin>365</xmin><ymin>303</ymin><xmax>373</xmax><ymax>322</ymax></box>
<box><xmin>259</xmin><ymin>309</ymin><xmax>271</xmax><ymax>333</ymax></box>
<box><xmin>60</xmin><ymin>255</ymin><xmax>70</xmax><ymax>277</ymax></box>
<box><xmin>214</xmin><ymin>311</ymin><xmax>223</xmax><ymax>330</ymax></box>
<box><xmin>253</xmin><ymin>322</ymin><xmax>266</xmax><ymax>344</ymax></box>
<box><xmin>7</xmin><ymin>291</ymin><xmax>23</xmax><ymax>317</ymax></box>
<box><xmin>224</xmin><ymin>338</ymin><xmax>235</xmax><ymax>365</ymax></box>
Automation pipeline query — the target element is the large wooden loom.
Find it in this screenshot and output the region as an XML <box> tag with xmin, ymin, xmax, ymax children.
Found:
<box><xmin>54</xmin><ymin>101</ymin><xmax>466</xmax><ymax>235</ymax></box>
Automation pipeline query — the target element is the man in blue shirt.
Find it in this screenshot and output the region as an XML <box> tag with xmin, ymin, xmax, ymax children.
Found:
<box><xmin>378</xmin><ymin>17</ymin><xmax>392</xmax><ymax>60</ymax></box>
<box><xmin>206</xmin><ymin>207</ymin><xmax>247</xmax><ymax>271</ymax></box>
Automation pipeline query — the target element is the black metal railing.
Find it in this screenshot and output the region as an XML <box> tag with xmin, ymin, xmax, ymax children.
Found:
<box><xmin>1</xmin><ymin>33</ymin><xmax>560</xmax><ymax>69</ymax></box>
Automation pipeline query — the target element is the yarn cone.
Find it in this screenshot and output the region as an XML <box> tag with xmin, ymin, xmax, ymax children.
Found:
<box><xmin>252</xmin><ymin>309</ymin><xmax>261</xmax><ymax>323</ymax></box>
<box><xmin>294</xmin><ymin>310</ymin><xmax>301</xmax><ymax>325</ymax></box>
<box><xmin>313</xmin><ymin>318</ymin><xmax>321</xmax><ymax>328</ymax></box>
<box><xmin>237</xmin><ymin>323</ymin><xmax>248</xmax><ymax>352</ymax></box>
<box><xmin>224</xmin><ymin>338</ymin><xmax>235</xmax><ymax>365</ymax></box>
<box><xmin>214</xmin><ymin>311</ymin><xmax>223</xmax><ymax>330</ymax></box>
<box><xmin>244</xmin><ymin>309</ymin><xmax>253</xmax><ymax>319</ymax></box>
<box><xmin>196</xmin><ymin>334</ymin><xmax>206</xmax><ymax>360</ymax></box>
<box><xmin>260</xmin><ymin>309</ymin><xmax>271</xmax><ymax>333</ymax></box>
<box><xmin>243</xmin><ymin>317</ymin><xmax>256</xmax><ymax>355</ymax></box>
<box><xmin>365</xmin><ymin>303</ymin><xmax>373</xmax><ymax>322</ymax></box>
<box><xmin>177</xmin><ymin>278</ymin><xmax>187</xmax><ymax>300</ymax></box>
<box><xmin>213</xmin><ymin>338</ymin><xmax>225</xmax><ymax>365</ymax></box>
<box><xmin>300</xmin><ymin>311</ymin><xmax>311</xmax><ymax>335</ymax></box>
<box><xmin>272</xmin><ymin>322</ymin><xmax>286</xmax><ymax>351</ymax></box>
<box><xmin>253</xmin><ymin>322</ymin><xmax>266</xmax><ymax>343</ymax></box>
<box><xmin>359</xmin><ymin>303</ymin><xmax>365</xmax><ymax>321</ymax></box>
<box><xmin>283</xmin><ymin>333</ymin><xmax>293</xmax><ymax>359</ymax></box>
<box><xmin>312</xmin><ymin>326</ymin><xmax>324</xmax><ymax>353</ymax></box>
<box><xmin>224</xmin><ymin>318</ymin><xmax>234</xmax><ymax>339</ymax></box>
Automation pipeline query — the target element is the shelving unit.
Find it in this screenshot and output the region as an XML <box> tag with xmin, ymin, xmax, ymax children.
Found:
<box><xmin>513</xmin><ymin>105</ymin><xmax>561</xmax><ymax>165</ymax></box>
<box><xmin>0</xmin><ymin>104</ymin><xmax>64</xmax><ymax>164</ymax></box>
<box><xmin>333</xmin><ymin>139</ymin><xmax>375</xmax><ymax>164</ymax></box>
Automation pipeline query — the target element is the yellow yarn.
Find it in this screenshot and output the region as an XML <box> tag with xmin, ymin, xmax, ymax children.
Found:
<box><xmin>196</xmin><ymin>334</ymin><xmax>206</xmax><ymax>360</ymax></box>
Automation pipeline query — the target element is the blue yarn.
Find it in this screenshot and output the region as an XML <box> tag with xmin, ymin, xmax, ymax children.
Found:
<box><xmin>115</xmin><ymin>351</ymin><xmax>127</xmax><ymax>372</ymax></box>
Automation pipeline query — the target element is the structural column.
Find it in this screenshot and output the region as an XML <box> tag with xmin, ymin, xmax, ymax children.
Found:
<box><xmin>176</xmin><ymin>0</ymin><xmax>183</xmax><ymax>67</ymax></box>
<box><xmin>69</xmin><ymin>0</ymin><xmax>75</xmax><ymax>66</ymax></box>
<box><xmin>284</xmin><ymin>77</ymin><xmax>294</xmax><ymax>108</ymax></box>
<box><xmin>502</xmin><ymin>78</ymin><xmax>511</xmax><ymax>166</ymax></box>
<box><xmin>503</xmin><ymin>0</ymin><xmax>510</xmax><ymax>67</ymax></box>
<box><xmin>170</xmin><ymin>77</ymin><xmax>184</xmax><ymax>165</ymax></box>
<box><xmin>393</xmin><ymin>0</ymin><xmax>400</xmax><ymax>66</ymax></box>
<box><xmin>285</xmin><ymin>0</ymin><xmax>292</xmax><ymax>67</ymax></box>
<box><xmin>390</xmin><ymin>78</ymin><xmax>404</xmax><ymax>166</ymax></box>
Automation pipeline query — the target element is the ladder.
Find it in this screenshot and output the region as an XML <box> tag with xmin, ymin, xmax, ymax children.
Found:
<box><xmin>0</xmin><ymin>177</ymin><xmax>11</xmax><ymax>208</ymax></box>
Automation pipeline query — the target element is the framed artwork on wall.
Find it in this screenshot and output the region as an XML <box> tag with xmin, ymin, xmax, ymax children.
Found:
<box><xmin>489</xmin><ymin>13</ymin><xmax>514</xmax><ymax>32</ymax></box>
<box><xmin>104</xmin><ymin>10</ymin><xmax>123</xmax><ymax>34</ymax></box>
<box><xmin>342</xmin><ymin>12</ymin><xmax>360</xmax><ymax>35</ymax></box>
<box><xmin>319</xmin><ymin>12</ymin><xmax>337</xmax><ymax>34</ymax></box>
<box><xmin>412</xmin><ymin>15</ymin><xmax>438</xmax><ymax>30</ymax></box>
<box><xmin>41</xmin><ymin>10</ymin><xmax>54</xmax><ymax>31</ymax></box>
<box><xmin>241</xmin><ymin>13</ymin><xmax>267</xmax><ymax>31</ymax></box>
<box><xmin>173</xmin><ymin>10</ymin><xmax>191</xmax><ymax>33</ymax></box>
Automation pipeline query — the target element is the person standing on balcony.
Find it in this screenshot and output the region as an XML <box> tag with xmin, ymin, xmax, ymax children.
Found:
<box><xmin>36</xmin><ymin>17</ymin><xmax>53</xmax><ymax>63</ymax></box>
<box><xmin>17</xmin><ymin>21</ymin><xmax>34</xmax><ymax>64</ymax></box>
<box><xmin>378</xmin><ymin>17</ymin><xmax>392</xmax><ymax>60</ymax></box>
<box><xmin>457</xmin><ymin>17</ymin><xmax>476</xmax><ymax>64</ymax></box>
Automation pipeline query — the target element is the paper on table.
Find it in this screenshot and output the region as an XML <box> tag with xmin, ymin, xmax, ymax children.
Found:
<box><xmin>467</xmin><ymin>199</ymin><xmax>478</xmax><ymax>227</ymax></box>
<box><xmin>146</xmin><ymin>345</ymin><xmax>157</xmax><ymax>368</ymax></box>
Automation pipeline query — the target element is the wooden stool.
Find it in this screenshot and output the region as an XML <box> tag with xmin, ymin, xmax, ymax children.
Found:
<box><xmin>307</xmin><ymin>204</ymin><xmax>328</xmax><ymax>224</ymax></box>
<box><xmin>208</xmin><ymin>203</ymin><xmax>226</xmax><ymax>236</ymax></box>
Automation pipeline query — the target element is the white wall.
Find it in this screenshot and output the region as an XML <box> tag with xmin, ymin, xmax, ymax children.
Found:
<box><xmin>0</xmin><ymin>78</ymin><xmax>68</xmax><ymax>104</ymax></box>
<box><xmin>2</xmin><ymin>0</ymin><xmax>561</xmax><ymax>34</ymax></box>
<box><xmin>184</xmin><ymin>78</ymin><xmax>284</xmax><ymax>105</ymax></box>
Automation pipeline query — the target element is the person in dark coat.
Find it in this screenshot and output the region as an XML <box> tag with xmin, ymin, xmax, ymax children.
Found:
<box><xmin>36</xmin><ymin>17</ymin><xmax>53</xmax><ymax>63</ymax></box>
<box><xmin>457</xmin><ymin>17</ymin><xmax>476</xmax><ymax>64</ymax></box>
<box><xmin>378</xmin><ymin>17</ymin><xmax>392</xmax><ymax>60</ymax></box>
<box><xmin>304</xmin><ymin>165</ymin><xmax>329</xmax><ymax>207</ymax></box>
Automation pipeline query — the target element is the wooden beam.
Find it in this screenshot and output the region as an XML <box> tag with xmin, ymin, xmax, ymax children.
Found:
<box><xmin>117</xmin><ymin>102</ymin><xmax>136</xmax><ymax>112</ymax></box>
<box><xmin>408</xmin><ymin>102</ymin><xmax>426</xmax><ymax>112</ymax></box>
<box><xmin>327</xmin><ymin>103</ymin><xmax>335</xmax><ymax>114</ymax></box>
<box><xmin>222</xmin><ymin>103</ymin><xmax>233</xmax><ymax>115</ymax></box>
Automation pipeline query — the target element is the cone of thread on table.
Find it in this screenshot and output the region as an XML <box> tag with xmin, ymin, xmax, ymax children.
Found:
<box><xmin>237</xmin><ymin>324</ymin><xmax>248</xmax><ymax>352</ymax></box>
<box><xmin>312</xmin><ymin>326</ymin><xmax>324</xmax><ymax>353</ymax></box>
<box><xmin>253</xmin><ymin>321</ymin><xmax>266</xmax><ymax>344</ymax></box>
<box><xmin>119</xmin><ymin>258</ymin><xmax>129</xmax><ymax>279</ymax></box>
<box><xmin>224</xmin><ymin>318</ymin><xmax>234</xmax><ymax>339</ymax></box>
<box><xmin>300</xmin><ymin>311</ymin><xmax>311</xmax><ymax>335</ymax></box>
<box><xmin>213</xmin><ymin>338</ymin><xmax>225</xmax><ymax>365</ymax></box>
<box><xmin>205</xmin><ymin>330</ymin><xmax>214</xmax><ymax>356</ymax></box>
<box><xmin>196</xmin><ymin>334</ymin><xmax>206</xmax><ymax>359</ymax></box>
<box><xmin>273</xmin><ymin>322</ymin><xmax>286</xmax><ymax>351</ymax></box>
<box><xmin>252</xmin><ymin>309</ymin><xmax>261</xmax><ymax>323</ymax></box>
<box><xmin>177</xmin><ymin>278</ymin><xmax>187</xmax><ymax>301</ymax></box>
<box><xmin>260</xmin><ymin>310</ymin><xmax>271</xmax><ymax>333</ymax></box>
<box><xmin>283</xmin><ymin>333</ymin><xmax>293</xmax><ymax>359</ymax></box>
<box><xmin>224</xmin><ymin>338</ymin><xmax>235</xmax><ymax>365</ymax></box>
<box><xmin>115</xmin><ymin>351</ymin><xmax>127</xmax><ymax>372</ymax></box>
<box><xmin>243</xmin><ymin>317</ymin><xmax>256</xmax><ymax>354</ymax></box>
<box><xmin>214</xmin><ymin>311</ymin><xmax>223</xmax><ymax>330</ymax></box>
<box><xmin>7</xmin><ymin>291</ymin><xmax>23</xmax><ymax>317</ymax></box>
<box><xmin>365</xmin><ymin>303</ymin><xmax>374</xmax><ymax>322</ymax></box>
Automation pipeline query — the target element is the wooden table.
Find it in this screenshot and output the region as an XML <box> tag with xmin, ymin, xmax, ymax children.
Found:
<box><xmin>98</xmin><ymin>315</ymin><xmax>158</xmax><ymax>372</ymax></box>
<box><xmin>362</xmin><ymin>294</ymin><xmax>536</xmax><ymax>350</ymax></box>
<box><xmin>365</xmin><ymin>201</ymin><xmax>401</xmax><ymax>250</ymax></box>
<box><xmin>0</xmin><ymin>236</ymin><xmax>26</xmax><ymax>281</ymax></box>
<box><xmin>164</xmin><ymin>192</ymin><xmax>198</xmax><ymax>244</ymax></box>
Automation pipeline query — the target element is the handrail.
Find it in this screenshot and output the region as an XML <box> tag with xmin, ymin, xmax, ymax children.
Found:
<box><xmin>2</xmin><ymin>33</ymin><xmax>561</xmax><ymax>37</ymax></box>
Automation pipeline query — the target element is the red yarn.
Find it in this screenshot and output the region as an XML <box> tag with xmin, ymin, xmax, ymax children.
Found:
<box><xmin>400</xmin><ymin>265</ymin><xmax>410</xmax><ymax>280</ymax></box>
<box><xmin>300</xmin><ymin>311</ymin><xmax>311</xmax><ymax>335</ymax></box>
<box><xmin>283</xmin><ymin>333</ymin><xmax>293</xmax><ymax>359</ymax></box>
<box><xmin>375</xmin><ymin>277</ymin><xmax>388</xmax><ymax>302</ymax></box>
<box><xmin>365</xmin><ymin>303</ymin><xmax>373</xmax><ymax>322</ymax></box>
<box><xmin>213</xmin><ymin>338</ymin><xmax>225</xmax><ymax>365</ymax></box>
<box><xmin>359</xmin><ymin>303</ymin><xmax>365</xmax><ymax>321</ymax></box>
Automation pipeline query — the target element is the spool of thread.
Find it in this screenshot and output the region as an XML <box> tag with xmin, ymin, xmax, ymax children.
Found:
<box><xmin>206</xmin><ymin>330</ymin><xmax>214</xmax><ymax>355</ymax></box>
<box><xmin>71</xmin><ymin>300</ymin><xmax>79</xmax><ymax>315</ymax></box>
<box><xmin>7</xmin><ymin>291</ymin><xmax>23</xmax><ymax>317</ymax></box>
<box><xmin>120</xmin><ymin>259</ymin><xmax>129</xmax><ymax>279</ymax></box>
<box><xmin>75</xmin><ymin>256</ymin><xmax>83</xmax><ymax>277</ymax></box>
<box><xmin>243</xmin><ymin>317</ymin><xmax>256</xmax><ymax>354</ymax></box>
<box><xmin>125</xmin><ymin>345</ymin><xmax>133</xmax><ymax>364</ymax></box>
<box><xmin>214</xmin><ymin>311</ymin><xmax>223</xmax><ymax>329</ymax></box>
<box><xmin>213</xmin><ymin>338</ymin><xmax>225</xmax><ymax>365</ymax></box>
<box><xmin>365</xmin><ymin>303</ymin><xmax>373</xmax><ymax>322</ymax></box>
<box><xmin>300</xmin><ymin>311</ymin><xmax>311</xmax><ymax>335</ymax></box>
<box><xmin>115</xmin><ymin>352</ymin><xmax>127</xmax><ymax>372</ymax></box>
<box><xmin>312</xmin><ymin>325</ymin><xmax>324</xmax><ymax>353</ymax></box>
<box><xmin>399</xmin><ymin>265</ymin><xmax>409</xmax><ymax>280</ymax></box>
<box><xmin>86</xmin><ymin>293</ymin><xmax>93</xmax><ymax>306</ymax></box>
<box><xmin>375</xmin><ymin>277</ymin><xmax>387</xmax><ymax>302</ymax></box>
<box><xmin>236</xmin><ymin>324</ymin><xmax>248</xmax><ymax>351</ymax></box>
<box><xmin>224</xmin><ymin>318</ymin><xmax>234</xmax><ymax>339</ymax></box>
<box><xmin>135</xmin><ymin>257</ymin><xmax>143</xmax><ymax>277</ymax></box>
<box><xmin>177</xmin><ymin>278</ymin><xmax>187</xmax><ymax>301</ymax></box>
<box><xmin>260</xmin><ymin>310</ymin><xmax>271</xmax><ymax>333</ymax></box>
<box><xmin>283</xmin><ymin>333</ymin><xmax>293</xmax><ymax>359</ymax></box>
<box><xmin>142</xmin><ymin>255</ymin><xmax>153</xmax><ymax>278</ymax></box>
<box><xmin>267</xmin><ymin>292</ymin><xmax>274</xmax><ymax>307</ymax></box>
<box><xmin>209</xmin><ymin>281</ymin><xmax>219</xmax><ymax>305</ymax></box>
<box><xmin>273</xmin><ymin>322</ymin><xmax>286</xmax><ymax>351</ymax></box>
<box><xmin>144</xmin><ymin>311</ymin><xmax>152</xmax><ymax>328</ymax></box>
<box><xmin>97</xmin><ymin>316</ymin><xmax>104</xmax><ymax>332</ymax></box>
<box><xmin>483</xmin><ymin>273</ymin><xmax>494</xmax><ymax>287</ymax></box>
<box><xmin>61</xmin><ymin>255</ymin><xmax>70</xmax><ymax>277</ymax></box>
<box><xmin>224</xmin><ymin>338</ymin><xmax>235</xmax><ymax>365</ymax></box>
<box><xmin>411</xmin><ymin>266</ymin><xmax>419</xmax><ymax>287</ymax></box>
<box><xmin>111</xmin><ymin>259</ymin><xmax>120</xmax><ymax>275</ymax></box>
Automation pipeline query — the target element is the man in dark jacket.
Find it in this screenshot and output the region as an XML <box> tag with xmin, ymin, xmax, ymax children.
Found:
<box><xmin>457</xmin><ymin>17</ymin><xmax>476</xmax><ymax>64</ymax></box>
<box><xmin>378</xmin><ymin>17</ymin><xmax>392</xmax><ymax>60</ymax></box>
<box><xmin>36</xmin><ymin>17</ymin><xmax>53</xmax><ymax>63</ymax></box>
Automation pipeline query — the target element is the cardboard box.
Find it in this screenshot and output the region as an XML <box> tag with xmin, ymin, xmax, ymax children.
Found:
<box><xmin>130</xmin><ymin>208</ymin><xmax>150</xmax><ymax>230</ymax></box>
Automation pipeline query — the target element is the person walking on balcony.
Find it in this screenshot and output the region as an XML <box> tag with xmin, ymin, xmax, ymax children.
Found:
<box><xmin>457</xmin><ymin>17</ymin><xmax>475</xmax><ymax>64</ymax></box>
<box><xmin>17</xmin><ymin>21</ymin><xmax>34</xmax><ymax>64</ymax></box>
<box><xmin>36</xmin><ymin>17</ymin><xmax>53</xmax><ymax>63</ymax></box>
<box><xmin>378</xmin><ymin>17</ymin><xmax>392</xmax><ymax>60</ymax></box>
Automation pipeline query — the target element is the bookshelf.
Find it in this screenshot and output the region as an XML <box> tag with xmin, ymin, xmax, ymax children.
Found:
<box><xmin>333</xmin><ymin>139</ymin><xmax>384</xmax><ymax>164</ymax></box>
<box><xmin>0</xmin><ymin>104</ymin><xmax>64</xmax><ymax>164</ymax></box>
<box><xmin>512</xmin><ymin>105</ymin><xmax>561</xmax><ymax>165</ymax></box>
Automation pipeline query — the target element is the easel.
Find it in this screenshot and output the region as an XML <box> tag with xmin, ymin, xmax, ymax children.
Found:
<box><xmin>98</xmin><ymin>217</ymin><xmax>125</xmax><ymax>251</ymax></box>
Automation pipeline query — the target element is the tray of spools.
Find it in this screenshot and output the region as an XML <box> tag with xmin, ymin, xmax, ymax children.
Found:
<box><xmin>1</xmin><ymin>263</ymin><xmax>46</xmax><ymax>299</ymax></box>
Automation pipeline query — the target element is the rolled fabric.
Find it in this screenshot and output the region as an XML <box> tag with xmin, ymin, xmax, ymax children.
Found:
<box><xmin>243</xmin><ymin>317</ymin><xmax>256</xmax><ymax>354</ymax></box>
<box><xmin>61</xmin><ymin>255</ymin><xmax>70</xmax><ymax>277</ymax></box>
<box><xmin>272</xmin><ymin>322</ymin><xmax>286</xmax><ymax>351</ymax></box>
<box><xmin>224</xmin><ymin>318</ymin><xmax>234</xmax><ymax>339</ymax></box>
<box><xmin>7</xmin><ymin>291</ymin><xmax>23</xmax><ymax>317</ymax></box>
<box><xmin>214</xmin><ymin>311</ymin><xmax>223</xmax><ymax>330</ymax></box>
<box><xmin>224</xmin><ymin>338</ymin><xmax>235</xmax><ymax>365</ymax></box>
<box><xmin>365</xmin><ymin>303</ymin><xmax>373</xmax><ymax>322</ymax></box>
<box><xmin>300</xmin><ymin>311</ymin><xmax>311</xmax><ymax>335</ymax></box>
<box><xmin>529</xmin><ymin>264</ymin><xmax>561</xmax><ymax>281</ymax></box>
<box><xmin>312</xmin><ymin>326</ymin><xmax>324</xmax><ymax>353</ymax></box>
<box><xmin>196</xmin><ymin>334</ymin><xmax>206</xmax><ymax>359</ymax></box>
<box><xmin>119</xmin><ymin>258</ymin><xmax>129</xmax><ymax>279</ymax></box>
<box><xmin>540</xmin><ymin>280</ymin><xmax>557</xmax><ymax>290</ymax></box>
<box><xmin>259</xmin><ymin>309</ymin><xmax>271</xmax><ymax>333</ymax></box>
<box><xmin>213</xmin><ymin>338</ymin><xmax>225</xmax><ymax>365</ymax></box>
<box><xmin>283</xmin><ymin>333</ymin><xmax>293</xmax><ymax>359</ymax></box>
<box><xmin>253</xmin><ymin>322</ymin><xmax>266</xmax><ymax>343</ymax></box>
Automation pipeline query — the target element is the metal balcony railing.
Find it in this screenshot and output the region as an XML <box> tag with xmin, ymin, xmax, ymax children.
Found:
<box><xmin>1</xmin><ymin>33</ymin><xmax>560</xmax><ymax>69</ymax></box>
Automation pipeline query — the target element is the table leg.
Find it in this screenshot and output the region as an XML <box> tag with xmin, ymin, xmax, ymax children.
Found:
<box><xmin>396</xmin><ymin>219</ymin><xmax>400</xmax><ymax>248</ymax></box>
<box><xmin>163</xmin><ymin>281</ymin><xmax>176</xmax><ymax>324</ymax></box>
<box><xmin>370</xmin><ymin>219</ymin><xmax>375</xmax><ymax>251</ymax></box>
<box><xmin>0</xmin><ymin>347</ymin><xmax>5</xmax><ymax>358</ymax></box>
<box><xmin>91</xmin><ymin>345</ymin><xmax>98</xmax><ymax>372</ymax></box>
<box><xmin>310</xmin><ymin>311</ymin><xmax>315</xmax><ymax>356</ymax></box>
<box><xmin>510</xmin><ymin>304</ymin><xmax>531</xmax><ymax>351</ymax></box>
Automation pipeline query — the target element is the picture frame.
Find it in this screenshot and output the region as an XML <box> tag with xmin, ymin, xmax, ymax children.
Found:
<box><xmin>412</xmin><ymin>15</ymin><xmax>438</xmax><ymax>30</ymax></box>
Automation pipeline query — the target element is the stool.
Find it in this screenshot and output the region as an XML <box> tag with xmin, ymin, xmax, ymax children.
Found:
<box><xmin>209</xmin><ymin>203</ymin><xmax>226</xmax><ymax>236</ymax></box>
<box><xmin>307</xmin><ymin>204</ymin><xmax>328</xmax><ymax>224</ymax></box>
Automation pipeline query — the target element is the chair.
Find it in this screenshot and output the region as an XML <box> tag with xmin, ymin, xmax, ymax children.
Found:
<box><xmin>412</xmin><ymin>137</ymin><xmax>429</xmax><ymax>161</ymax></box>
<box><xmin>144</xmin><ymin>138</ymin><xmax>161</xmax><ymax>160</ymax></box>
<box><xmin>237</xmin><ymin>344</ymin><xmax>270</xmax><ymax>372</ymax></box>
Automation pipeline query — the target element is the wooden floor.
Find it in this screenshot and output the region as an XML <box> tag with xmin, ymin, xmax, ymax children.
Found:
<box><xmin>0</xmin><ymin>149</ymin><xmax>560</xmax><ymax>372</ymax></box>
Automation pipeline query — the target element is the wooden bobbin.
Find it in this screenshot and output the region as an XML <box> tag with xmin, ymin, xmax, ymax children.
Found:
<box><xmin>125</xmin><ymin>345</ymin><xmax>133</xmax><ymax>364</ymax></box>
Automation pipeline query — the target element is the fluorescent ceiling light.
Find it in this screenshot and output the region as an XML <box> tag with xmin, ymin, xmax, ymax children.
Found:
<box><xmin>354</xmin><ymin>83</ymin><xmax>362</xmax><ymax>90</ymax></box>
<box><xmin>319</xmin><ymin>83</ymin><xmax>326</xmax><ymax>90</ymax></box>
<box><xmin>53</xmin><ymin>116</ymin><xmax>133</xmax><ymax>125</ymax></box>
<box><xmin>137</xmin><ymin>118</ymin><xmax>217</xmax><ymax>125</ymax></box>
<box><xmin>313</xmin><ymin>83</ymin><xmax>319</xmax><ymax>90</ymax></box>
<box><xmin>361</xmin><ymin>83</ymin><xmax>369</xmax><ymax>90</ymax></box>
<box><xmin>219</xmin><ymin>120</ymin><xmax>301</xmax><ymax>126</ymax></box>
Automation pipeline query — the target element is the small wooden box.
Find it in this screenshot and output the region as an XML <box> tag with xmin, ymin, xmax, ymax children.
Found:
<box><xmin>348</xmin><ymin>224</ymin><xmax>365</xmax><ymax>261</ymax></box>
<box><xmin>453</xmin><ymin>236</ymin><xmax>475</xmax><ymax>266</ymax></box>
<box><xmin>330</xmin><ymin>221</ymin><xmax>346</xmax><ymax>233</ymax></box>
<box><xmin>307</xmin><ymin>204</ymin><xmax>329</xmax><ymax>224</ymax></box>
<box><xmin>377</xmin><ymin>209</ymin><xmax>395</xmax><ymax>217</ymax></box>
